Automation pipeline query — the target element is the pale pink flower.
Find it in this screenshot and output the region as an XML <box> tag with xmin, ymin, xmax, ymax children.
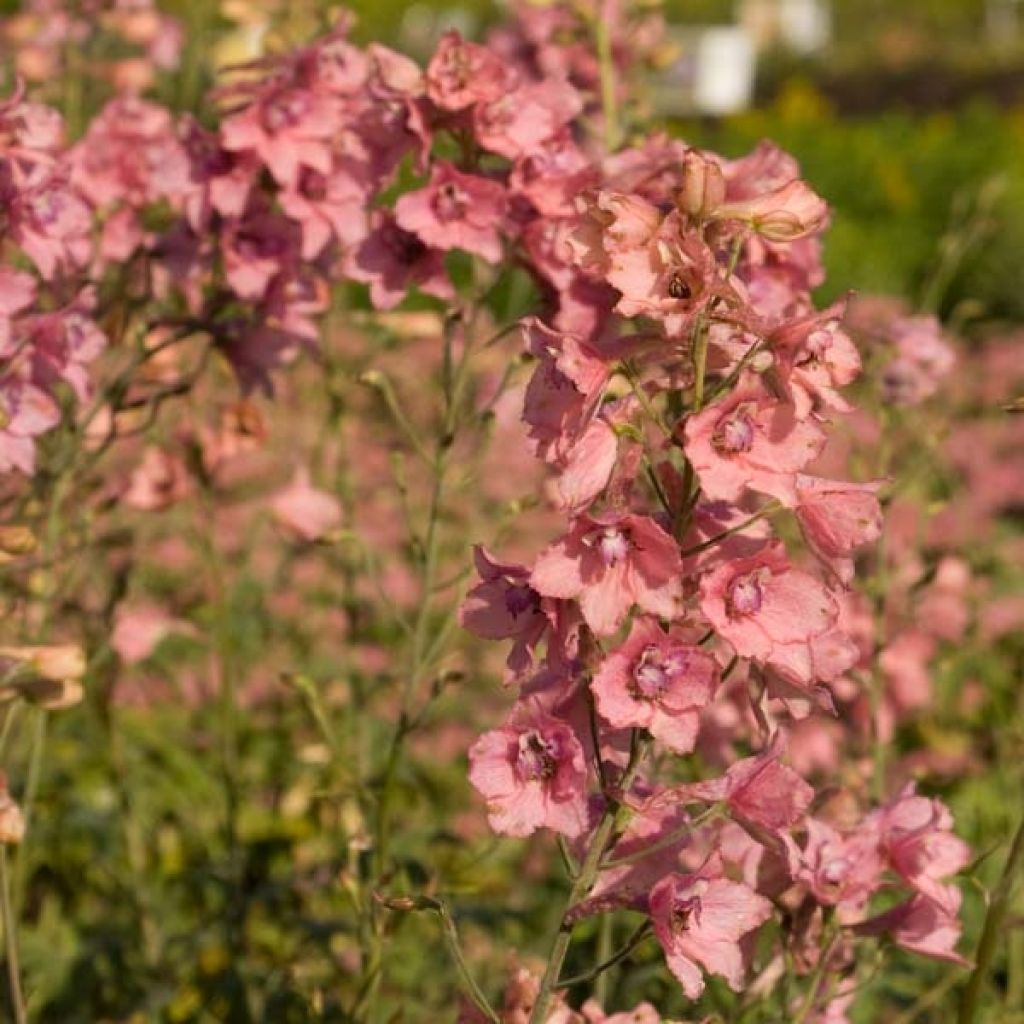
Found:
<box><xmin>111</xmin><ymin>603</ymin><xmax>195</xmax><ymax>664</ymax></box>
<box><xmin>270</xmin><ymin>469</ymin><xmax>342</xmax><ymax>543</ymax></box>
<box><xmin>649</xmin><ymin>865</ymin><xmax>772</xmax><ymax>998</ymax></box>
<box><xmin>787</xmin><ymin>818</ymin><xmax>884</xmax><ymax>913</ymax></box>
<box><xmin>473</xmin><ymin>78</ymin><xmax>582</xmax><ymax>160</ymax></box>
<box><xmin>394</xmin><ymin>162</ymin><xmax>506</xmax><ymax>264</ymax></box>
<box><xmin>592</xmin><ymin>617</ymin><xmax>718</xmax><ymax>753</ymax></box>
<box><xmin>881</xmin><ymin>315</ymin><xmax>955</xmax><ymax>406</ymax></box>
<box><xmin>684</xmin><ymin>377</ymin><xmax>826</xmax><ymax>507</ymax></box>
<box><xmin>468</xmin><ymin>708</ymin><xmax>589</xmax><ymax>838</ymax></box>
<box><xmin>855</xmin><ymin>893</ymin><xmax>968</xmax><ymax>965</ymax></box>
<box><xmin>531</xmin><ymin>513</ymin><xmax>683</xmax><ymax>636</ymax></box>
<box><xmin>123</xmin><ymin>446</ymin><xmax>191</xmax><ymax>511</ymax></box>
<box><xmin>279</xmin><ymin>165</ymin><xmax>368</xmax><ymax>259</ymax></box>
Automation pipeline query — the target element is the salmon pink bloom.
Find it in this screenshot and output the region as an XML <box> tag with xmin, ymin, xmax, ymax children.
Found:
<box><xmin>683</xmin><ymin>377</ymin><xmax>826</xmax><ymax>506</ymax></box>
<box><xmin>592</xmin><ymin>617</ymin><xmax>718</xmax><ymax>753</ymax></box>
<box><xmin>794</xmin><ymin>476</ymin><xmax>883</xmax><ymax>584</ymax></box>
<box><xmin>394</xmin><ymin>162</ymin><xmax>506</xmax><ymax>264</ymax></box>
<box><xmin>649</xmin><ymin>866</ymin><xmax>772</xmax><ymax>998</ymax></box>
<box><xmin>531</xmin><ymin>513</ymin><xmax>683</xmax><ymax>636</ymax></box>
<box><xmin>699</xmin><ymin>543</ymin><xmax>838</xmax><ymax>684</ymax></box>
<box><xmin>468</xmin><ymin>708</ymin><xmax>589</xmax><ymax>838</ymax></box>
<box><xmin>279</xmin><ymin>165</ymin><xmax>368</xmax><ymax>259</ymax></box>
<box><xmin>0</xmin><ymin>376</ymin><xmax>60</xmax><ymax>475</ymax></box>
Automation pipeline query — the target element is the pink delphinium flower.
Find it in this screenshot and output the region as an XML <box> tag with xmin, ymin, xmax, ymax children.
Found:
<box><xmin>679</xmin><ymin>733</ymin><xmax>814</xmax><ymax>833</ymax></box>
<box><xmin>394</xmin><ymin>161</ymin><xmax>506</xmax><ymax>264</ymax></box>
<box><xmin>794</xmin><ymin>475</ymin><xmax>883</xmax><ymax>585</ymax></box>
<box><xmin>468</xmin><ymin>709</ymin><xmax>589</xmax><ymax>838</ymax></box>
<box><xmin>683</xmin><ymin>377</ymin><xmax>826</xmax><ymax>507</ymax></box>
<box><xmin>881</xmin><ymin>315</ymin><xmax>955</xmax><ymax>406</ymax></box>
<box><xmin>460</xmin><ymin>547</ymin><xmax>555</xmax><ymax>678</ymax></box>
<box><xmin>699</xmin><ymin>542</ymin><xmax>838</xmax><ymax>684</ymax></box>
<box><xmin>345</xmin><ymin>211</ymin><xmax>453</xmax><ymax>310</ymax></box>
<box><xmin>855</xmin><ymin>892</ymin><xmax>968</xmax><ymax>965</ymax></box>
<box><xmin>867</xmin><ymin>784</ymin><xmax>969</xmax><ymax>915</ymax></box>
<box><xmin>425</xmin><ymin>30</ymin><xmax>510</xmax><ymax>111</ymax></box>
<box><xmin>649</xmin><ymin>865</ymin><xmax>772</xmax><ymax>998</ymax></box>
<box><xmin>716</xmin><ymin>178</ymin><xmax>829</xmax><ymax>242</ymax></box>
<box><xmin>473</xmin><ymin>78</ymin><xmax>582</xmax><ymax>161</ymax></box>
<box><xmin>592</xmin><ymin>617</ymin><xmax>718</xmax><ymax>753</ymax></box>
<box><xmin>0</xmin><ymin>375</ymin><xmax>60</xmax><ymax>475</ymax></box>
<box><xmin>270</xmin><ymin>468</ymin><xmax>342</xmax><ymax>543</ymax></box>
<box><xmin>787</xmin><ymin>818</ymin><xmax>885</xmax><ymax>914</ymax></box>
<box><xmin>123</xmin><ymin>446</ymin><xmax>191</xmax><ymax>511</ymax></box>
<box><xmin>531</xmin><ymin>513</ymin><xmax>683</xmax><ymax>635</ymax></box>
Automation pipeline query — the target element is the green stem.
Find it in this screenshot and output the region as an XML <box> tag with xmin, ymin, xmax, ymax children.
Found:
<box><xmin>0</xmin><ymin>848</ymin><xmax>27</xmax><ymax>1024</ymax></box>
<box><xmin>12</xmin><ymin>710</ymin><xmax>46</xmax><ymax>918</ymax></box>
<box><xmin>529</xmin><ymin>733</ymin><xmax>650</xmax><ymax>1024</ymax></box>
<box><xmin>959</xmin><ymin>815</ymin><xmax>1024</xmax><ymax>1024</ymax></box>
<box><xmin>595</xmin><ymin>4</ymin><xmax>620</xmax><ymax>152</ymax></box>
<box><xmin>558</xmin><ymin>921</ymin><xmax>653</xmax><ymax>989</ymax></box>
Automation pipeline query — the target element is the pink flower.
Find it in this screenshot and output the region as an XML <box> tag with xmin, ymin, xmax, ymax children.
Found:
<box><xmin>221</xmin><ymin>83</ymin><xmax>339</xmax><ymax>189</ymax></box>
<box><xmin>787</xmin><ymin>818</ymin><xmax>885</xmax><ymax>912</ymax></box>
<box><xmin>0</xmin><ymin>376</ymin><xmax>60</xmax><ymax>474</ymax></box>
<box><xmin>531</xmin><ymin>513</ymin><xmax>683</xmax><ymax>636</ymax></box>
<box><xmin>270</xmin><ymin>468</ymin><xmax>342</xmax><ymax>543</ymax></box>
<box><xmin>717</xmin><ymin>179</ymin><xmax>829</xmax><ymax>242</ymax></box>
<box><xmin>279</xmin><ymin>165</ymin><xmax>368</xmax><ymax>259</ymax></box>
<box><xmin>855</xmin><ymin>893</ymin><xmax>968</xmax><ymax>965</ymax></box>
<box><xmin>111</xmin><ymin>603</ymin><xmax>195</xmax><ymax>664</ymax></box>
<box><xmin>460</xmin><ymin>547</ymin><xmax>554</xmax><ymax>678</ymax></box>
<box><xmin>425</xmin><ymin>30</ymin><xmax>510</xmax><ymax>111</ymax></box>
<box><xmin>794</xmin><ymin>476</ymin><xmax>883</xmax><ymax>584</ymax></box>
<box><xmin>592</xmin><ymin>617</ymin><xmax>718</xmax><ymax>753</ymax></box>
<box><xmin>473</xmin><ymin>78</ymin><xmax>582</xmax><ymax>160</ymax></box>
<box><xmin>467</xmin><ymin>708</ymin><xmax>589</xmax><ymax>838</ymax></box>
<box><xmin>867</xmin><ymin>785</ymin><xmax>969</xmax><ymax>915</ymax></box>
<box><xmin>679</xmin><ymin>733</ymin><xmax>813</xmax><ymax>833</ymax></box>
<box><xmin>699</xmin><ymin>543</ymin><xmax>838</xmax><ymax>684</ymax></box>
<box><xmin>221</xmin><ymin>203</ymin><xmax>301</xmax><ymax>301</ymax></box>
<box><xmin>394</xmin><ymin>162</ymin><xmax>506</xmax><ymax>264</ymax></box>
<box><xmin>683</xmin><ymin>377</ymin><xmax>826</xmax><ymax>507</ymax></box>
<box><xmin>346</xmin><ymin>211</ymin><xmax>454</xmax><ymax>310</ymax></box>
<box><xmin>123</xmin><ymin>447</ymin><xmax>191</xmax><ymax>511</ymax></box>
<box><xmin>649</xmin><ymin>866</ymin><xmax>772</xmax><ymax>998</ymax></box>
<box><xmin>881</xmin><ymin>315</ymin><xmax>956</xmax><ymax>406</ymax></box>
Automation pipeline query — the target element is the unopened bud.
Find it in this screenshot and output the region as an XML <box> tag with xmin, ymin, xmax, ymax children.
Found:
<box><xmin>679</xmin><ymin>151</ymin><xmax>726</xmax><ymax>219</ymax></box>
<box><xmin>0</xmin><ymin>526</ymin><xmax>36</xmax><ymax>559</ymax></box>
<box><xmin>0</xmin><ymin>781</ymin><xmax>25</xmax><ymax>845</ymax></box>
<box><xmin>0</xmin><ymin>643</ymin><xmax>86</xmax><ymax>682</ymax></box>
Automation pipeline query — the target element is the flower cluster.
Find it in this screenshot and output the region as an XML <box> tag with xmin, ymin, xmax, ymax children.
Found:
<box><xmin>456</xmin><ymin>37</ymin><xmax>969</xmax><ymax>1021</ymax></box>
<box><xmin>0</xmin><ymin>84</ymin><xmax>104</xmax><ymax>473</ymax></box>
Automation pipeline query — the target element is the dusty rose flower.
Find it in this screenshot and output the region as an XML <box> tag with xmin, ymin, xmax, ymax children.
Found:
<box><xmin>592</xmin><ymin>617</ymin><xmax>718</xmax><ymax>753</ymax></box>
<box><xmin>855</xmin><ymin>893</ymin><xmax>968</xmax><ymax>965</ymax></box>
<box><xmin>786</xmin><ymin>818</ymin><xmax>885</xmax><ymax>913</ymax></box>
<box><xmin>649</xmin><ymin>865</ymin><xmax>772</xmax><ymax>998</ymax></box>
<box><xmin>394</xmin><ymin>162</ymin><xmax>506</xmax><ymax>264</ymax></box>
<box><xmin>111</xmin><ymin>603</ymin><xmax>195</xmax><ymax>665</ymax></box>
<box><xmin>123</xmin><ymin>446</ymin><xmax>191</xmax><ymax>511</ymax></box>
<box><xmin>683</xmin><ymin>377</ymin><xmax>826</xmax><ymax>507</ymax></box>
<box><xmin>468</xmin><ymin>708</ymin><xmax>589</xmax><ymax>838</ymax></box>
<box><xmin>474</xmin><ymin>78</ymin><xmax>581</xmax><ymax>160</ymax></box>
<box><xmin>0</xmin><ymin>643</ymin><xmax>85</xmax><ymax>682</ymax></box>
<box><xmin>270</xmin><ymin>468</ymin><xmax>342</xmax><ymax>543</ymax></box>
<box><xmin>531</xmin><ymin>513</ymin><xmax>683</xmax><ymax>636</ymax></box>
<box><xmin>678</xmin><ymin>149</ymin><xmax>726</xmax><ymax>219</ymax></box>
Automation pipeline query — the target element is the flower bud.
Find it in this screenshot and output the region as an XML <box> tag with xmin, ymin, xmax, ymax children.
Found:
<box><xmin>0</xmin><ymin>643</ymin><xmax>86</xmax><ymax>682</ymax></box>
<box><xmin>679</xmin><ymin>151</ymin><xmax>726</xmax><ymax>219</ymax></box>
<box><xmin>0</xmin><ymin>781</ymin><xmax>25</xmax><ymax>845</ymax></box>
<box><xmin>0</xmin><ymin>525</ymin><xmax>36</xmax><ymax>560</ymax></box>
<box><xmin>718</xmin><ymin>179</ymin><xmax>829</xmax><ymax>242</ymax></box>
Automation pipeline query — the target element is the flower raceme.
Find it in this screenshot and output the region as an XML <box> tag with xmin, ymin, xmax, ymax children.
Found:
<box><xmin>0</xmin><ymin>3</ymin><xmax>972</xmax><ymax>1020</ymax></box>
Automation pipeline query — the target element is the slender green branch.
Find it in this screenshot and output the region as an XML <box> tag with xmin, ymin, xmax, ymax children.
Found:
<box><xmin>557</xmin><ymin>921</ymin><xmax>653</xmax><ymax>988</ymax></box>
<box><xmin>959</xmin><ymin>815</ymin><xmax>1024</xmax><ymax>1024</ymax></box>
<box><xmin>0</xmin><ymin>848</ymin><xmax>27</xmax><ymax>1024</ymax></box>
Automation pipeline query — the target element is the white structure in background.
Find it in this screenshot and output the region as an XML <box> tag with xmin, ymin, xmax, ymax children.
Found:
<box><xmin>655</xmin><ymin>25</ymin><xmax>757</xmax><ymax>116</ymax></box>
<box><xmin>694</xmin><ymin>28</ymin><xmax>758</xmax><ymax>115</ymax></box>
<box><xmin>739</xmin><ymin>0</ymin><xmax>832</xmax><ymax>54</ymax></box>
